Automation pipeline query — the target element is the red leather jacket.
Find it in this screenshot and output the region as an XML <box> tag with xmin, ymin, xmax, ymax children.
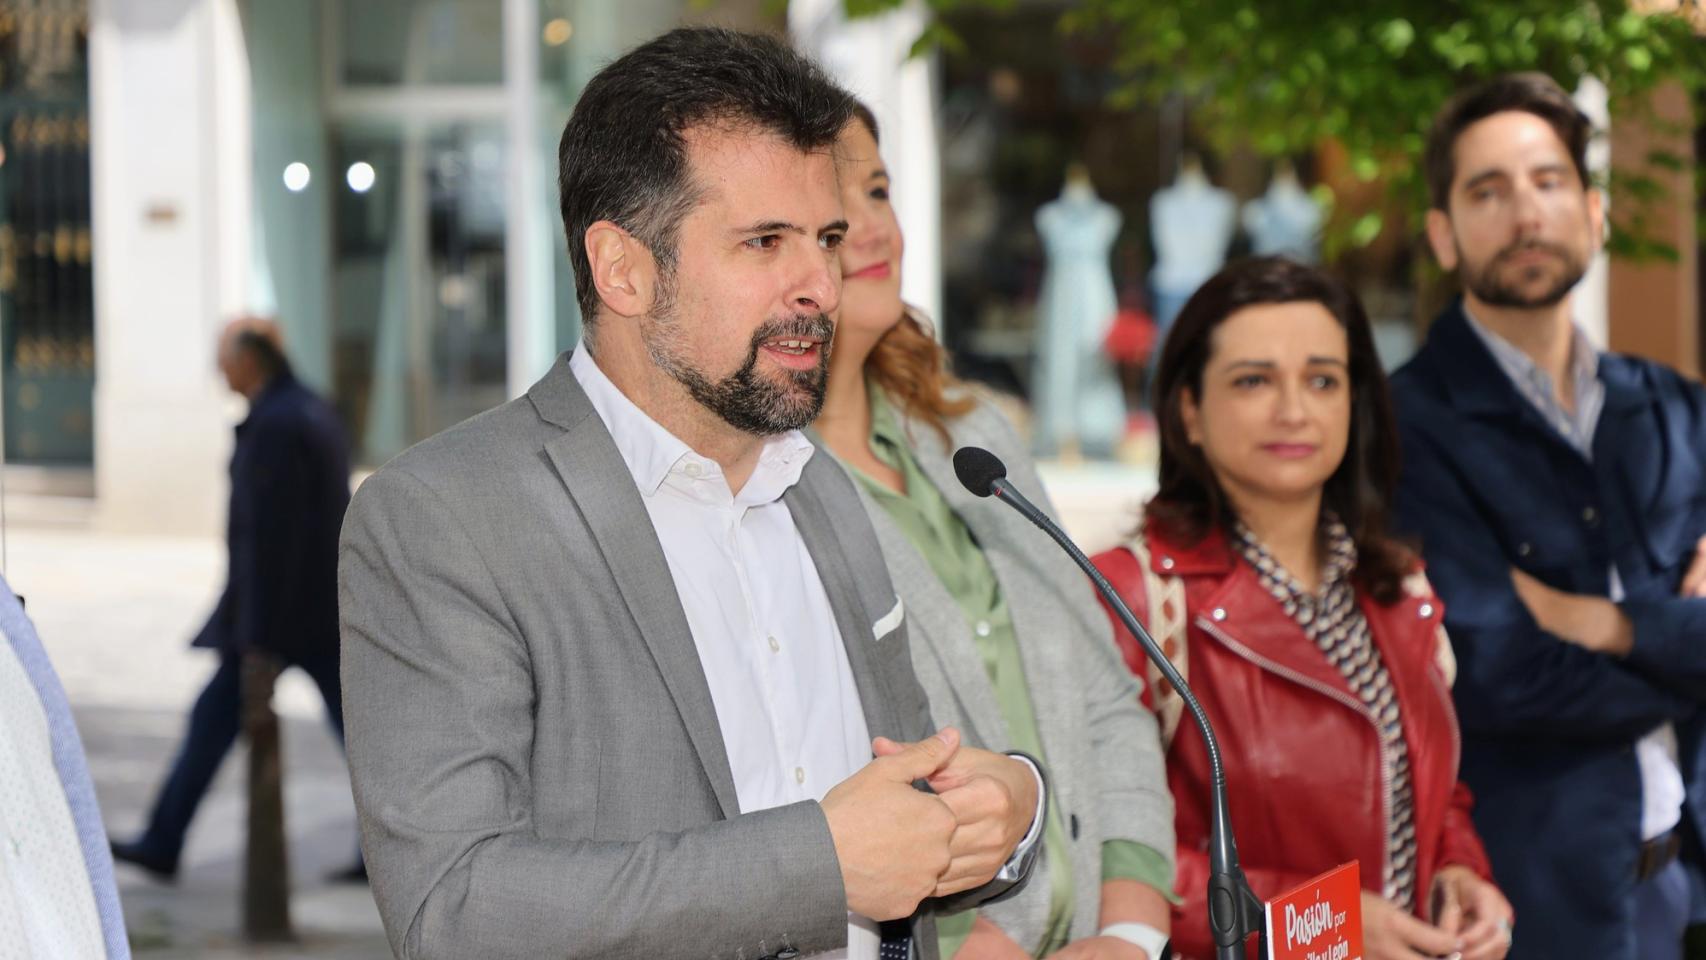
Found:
<box><xmin>1091</xmin><ymin>524</ymin><xmax>1494</xmax><ymax>959</ymax></box>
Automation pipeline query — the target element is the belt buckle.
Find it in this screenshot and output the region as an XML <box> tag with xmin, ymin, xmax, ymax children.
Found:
<box><xmin>1638</xmin><ymin>830</ymin><xmax>1681</xmax><ymax>883</ymax></box>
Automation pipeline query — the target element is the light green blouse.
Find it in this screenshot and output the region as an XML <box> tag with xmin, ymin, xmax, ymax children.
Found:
<box><xmin>847</xmin><ymin>386</ymin><xmax>1171</xmax><ymax>957</ymax></box>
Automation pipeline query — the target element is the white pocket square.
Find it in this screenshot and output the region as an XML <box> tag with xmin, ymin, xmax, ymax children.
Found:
<box><xmin>872</xmin><ymin>597</ymin><xmax>904</xmax><ymax>641</ymax></box>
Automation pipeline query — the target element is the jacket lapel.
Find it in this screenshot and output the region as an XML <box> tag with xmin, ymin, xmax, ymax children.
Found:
<box><xmin>1181</xmin><ymin>538</ymin><xmax>1356</xmax><ymax>701</ymax></box>
<box><xmin>1595</xmin><ymin>361</ymin><xmax>1654</xmax><ymax>458</ymax></box>
<box><xmin>985</xmin><ymin>544</ymin><xmax>1075</xmax><ymax>768</ymax></box>
<box><xmin>1360</xmin><ymin>589</ymin><xmax>1459</xmax><ymax>852</ymax></box>
<box><xmin>530</xmin><ymin>357</ymin><xmax>741</xmax><ymax>820</ymax></box>
<box><xmin>786</xmin><ymin>455</ymin><xmax>902</xmax><ymax>741</ymax></box>
<box><xmin>907</xmin><ymin>424</ymin><xmax>1062</xmax><ymax>751</ymax></box>
<box><xmin>1429</xmin><ymin>303</ymin><xmax>1587</xmax><ymax>457</ymax></box>
<box><xmin>1595</xmin><ymin>359</ymin><xmax>1670</xmax><ymax>565</ymax></box>
<box><xmin>852</xmin><ymin>477</ymin><xmax>1006</xmax><ymax>748</ymax></box>
<box><xmin>1595</xmin><ymin>359</ymin><xmax>1661</xmax><ymax>504</ymax></box>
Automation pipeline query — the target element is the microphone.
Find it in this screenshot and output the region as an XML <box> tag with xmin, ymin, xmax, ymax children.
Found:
<box><xmin>953</xmin><ymin>446</ymin><xmax>1266</xmax><ymax>960</ymax></box>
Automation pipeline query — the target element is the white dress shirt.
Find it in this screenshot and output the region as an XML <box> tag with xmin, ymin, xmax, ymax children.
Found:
<box><xmin>572</xmin><ymin>348</ymin><xmax>1046</xmax><ymax>954</ymax></box>
<box><xmin>0</xmin><ymin>628</ymin><xmax>107</xmax><ymax>959</ymax></box>
<box><xmin>572</xmin><ymin>347</ymin><xmax>883</xmax><ymax>958</ymax></box>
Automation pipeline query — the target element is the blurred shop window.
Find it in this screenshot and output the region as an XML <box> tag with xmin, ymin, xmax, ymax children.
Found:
<box><xmin>0</xmin><ymin>1</ymin><xmax>93</xmax><ymax>466</ymax></box>
<box><xmin>329</xmin><ymin>125</ymin><xmax>507</xmax><ymax>465</ymax></box>
<box><xmin>938</xmin><ymin>13</ymin><xmax>1192</xmax><ymax>458</ymax></box>
<box><xmin>247</xmin><ymin>0</ymin><xmax>692</xmax><ymax>468</ymax></box>
<box><xmin>536</xmin><ymin>0</ymin><xmax>683</xmax><ymax>357</ymax></box>
<box><xmin>340</xmin><ymin>0</ymin><xmax>502</xmax><ymax>87</ymax></box>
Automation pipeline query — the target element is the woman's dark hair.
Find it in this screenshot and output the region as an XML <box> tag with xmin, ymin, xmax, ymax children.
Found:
<box><xmin>1146</xmin><ymin>256</ymin><xmax>1413</xmax><ymax>603</ymax></box>
<box><xmin>847</xmin><ymin>102</ymin><xmax>973</xmax><ymax>438</ymax></box>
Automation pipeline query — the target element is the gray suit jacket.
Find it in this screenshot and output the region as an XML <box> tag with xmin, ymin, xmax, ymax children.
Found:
<box><xmin>820</xmin><ymin>395</ymin><xmax>1174</xmax><ymax>948</ymax></box>
<box><xmin>340</xmin><ymin>354</ymin><xmax>971</xmax><ymax>960</ymax></box>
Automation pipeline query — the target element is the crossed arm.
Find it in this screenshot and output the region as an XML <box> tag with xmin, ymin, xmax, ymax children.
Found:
<box><xmin>1395</xmin><ymin>432</ymin><xmax>1706</xmax><ymax>743</ymax></box>
<box><xmin>1510</xmin><ymin>539</ymin><xmax>1706</xmax><ymax>697</ymax></box>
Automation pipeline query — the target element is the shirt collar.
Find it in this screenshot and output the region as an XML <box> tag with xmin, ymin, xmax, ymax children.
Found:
<box><xmin>739</xmin><ymin>430</ymin><xmax>818</xmax><ymax>507</ymax></box>
<box><xmin>568</xmin><ymin>344</ymin><xmax>816</xmax><ymax>504</ymax></box>
<box><xmin>1462</xmin><ymin>304</ymin><xmax>1600</xmax><ymax>402</ymax></box>
<box><xmin>865</xmin><ymin>383</ymin><xmax>909</xmax><ymax>464</ymax></box>
<box><xmin>1232</xmin><ymin>514</ymin><xmax>1357</xmax><ymax>600</ymax></box>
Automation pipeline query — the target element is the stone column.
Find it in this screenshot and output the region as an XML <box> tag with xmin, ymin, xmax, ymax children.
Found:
<box><xmin>90</xmin><ymin>0</ymin><xmax>254</xmax><ymax>536</ymax></box>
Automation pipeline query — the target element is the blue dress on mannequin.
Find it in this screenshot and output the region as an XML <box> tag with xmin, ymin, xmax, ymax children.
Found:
<box><xmin>1242</xmin><ymin>166</ymin><xmax>1322</xmax><ymax>263</ymax></box>
<box><xmin>1032</xmin><ymin>180</ymin><xmax>1125</xmax><ymax>458</ymax></box>
<box><xmin>1148</xmin><ymin>162</ymin><xmax>1235</xmax><ymax>334</ymax></box>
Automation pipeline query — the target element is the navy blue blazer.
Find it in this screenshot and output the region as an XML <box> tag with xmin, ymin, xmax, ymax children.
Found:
<box><xmin>1390</xmin><ymin>302</ymin><xmax>1706</xmax><ymax>960</ymax></box>
<box><xmin>194</xmin><ymin>371</ymin><xmax>351</xmax><ymax>662</ymax></box>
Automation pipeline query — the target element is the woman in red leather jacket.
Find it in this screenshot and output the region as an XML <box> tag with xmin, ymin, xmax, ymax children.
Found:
<box><xmin>1092</xmin><ymin>258</ymin><xmax>1513</xmax><ymax>960</ymax></box>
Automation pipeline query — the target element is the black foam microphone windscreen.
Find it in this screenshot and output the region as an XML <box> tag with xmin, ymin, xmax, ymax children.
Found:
<box><xmin>952</xmin><ymin>446</ymin><xmax>1008</xmax><ymax>498</ymax></box>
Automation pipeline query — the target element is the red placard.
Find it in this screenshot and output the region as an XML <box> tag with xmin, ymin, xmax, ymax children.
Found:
<box><xmin>1264</xmin><ymin>862</ymin><xmax>1364</xmax><ymax>960</ymax></box>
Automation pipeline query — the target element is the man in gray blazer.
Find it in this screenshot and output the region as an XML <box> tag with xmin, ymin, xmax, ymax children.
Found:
<box><xmin>339</xmin><ymin>28</ymin><xmax>1041</xmax><ymax>960</ymax></box>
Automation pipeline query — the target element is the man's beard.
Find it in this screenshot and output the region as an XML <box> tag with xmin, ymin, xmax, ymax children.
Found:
<box><xmin>1460</xmin><ymin>238</ymin><xmax>1586</xmax><ymax>309</ymax></box>
<box><xmin>644</xmin><ymin>281</ymin><xmax>834</xmax><ymax>437</ymax></box>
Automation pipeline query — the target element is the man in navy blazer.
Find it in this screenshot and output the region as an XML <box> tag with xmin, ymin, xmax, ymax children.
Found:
<box><xmin>1391</xmin><ymin>73</ymin><xmax>1706</xmax><ymax>960</ymax></box>
<box><xmin>112</xmin><ymin>319</ymin><xmax>352</xmax><ymax>880</ymax></box>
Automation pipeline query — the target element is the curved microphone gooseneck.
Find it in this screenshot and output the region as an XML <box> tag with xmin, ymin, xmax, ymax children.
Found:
<box><xmin>952</xmin><ymin>445</ymin><xmax>1265</xmax><ymax>960</ymax></box>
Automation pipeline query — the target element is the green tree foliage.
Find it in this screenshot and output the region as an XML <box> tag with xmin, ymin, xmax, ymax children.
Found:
<box><xmin>838</xmin><ymin>0</ymin><xmax>1706</xmax><ymax>258</ymax></box>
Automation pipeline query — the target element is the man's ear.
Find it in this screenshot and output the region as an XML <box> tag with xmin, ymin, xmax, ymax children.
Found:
<box><xmin>1424</xmin><ymin>208</ymin><xmax>1459</xmax><ymax>272</ymax></box>
<box><xmin>1587</xmin><ymin>184</ymin><xmax>1606</xmax><ymax>252</ymax></box>
<box><xmin>585</xmin><ymin>222</ymin><xmax>659</xmax><ymax>318</ymax></box>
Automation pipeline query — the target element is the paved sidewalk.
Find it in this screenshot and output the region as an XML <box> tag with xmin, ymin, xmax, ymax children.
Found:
<box><xmin>5</xmin><ymin>518</ymin><xmax>391</xmax><ymax>959</ymax></box>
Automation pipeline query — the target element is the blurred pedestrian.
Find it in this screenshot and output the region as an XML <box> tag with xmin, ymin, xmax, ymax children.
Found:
<box><xmin>1094</xmin><ymin>257</ymin><xmax>1511</xmax><ymax>960</ymax></box>
<box><xmin>1391</xmin><ymin>72</ymin><xmax>1706</xmax><ymax>960</ymax></box>
<box><xmin>0</xmin><ymin>573</ymin><xmax>130</xmax><ymax>958</ymax></box>
<box><xmin>110</xmin><ymin>317</ymin><xmax>356</xmax><ymax>882</ymax></box>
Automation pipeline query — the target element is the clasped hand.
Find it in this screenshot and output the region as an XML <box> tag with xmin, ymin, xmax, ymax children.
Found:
<box><xmin>821</xmin><ymin>727</ymin><xmax>1039</xmax><ymax>921</ymax></box>
<box><xmin>1363</xmin><ymin>867</ymin><xmax>1512</xmax><ymax>960</ymax></box>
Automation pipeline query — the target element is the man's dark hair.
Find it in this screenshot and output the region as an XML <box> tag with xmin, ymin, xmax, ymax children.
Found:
<box><xmin>556</xmin><ymin>27</ymin><xmax>855</xmax><ymax>324</ymax></box>
<box><xmin>1425</xmin><ymin>72</ymin><xmax>1593</xmax><ymax>210</ymax></box>
<box><xmin>234</xmin><ymin>329</ymin><xmax>291</xmax><ymax>381</ymax></box>
<box><xmin>1147</xmin><ymin>256</ymin><xmax>1414</xmax><ymax>604</ymax></box>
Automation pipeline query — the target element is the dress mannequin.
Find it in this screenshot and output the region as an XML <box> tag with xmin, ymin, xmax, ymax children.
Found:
<box><xmin>1032</xmin><ymin>163</ymin><xmax>1126</xmax><ymax>459</ymax></box>
<box><xmin>1148</xmin><ymin>154</ymin><xmax>1235</xmax><ymax>333</ymax></box>
<box><xmin>1242</xmin><ymin>160</ymin><xmax>1323</xmax><ymax>262</ymax></box>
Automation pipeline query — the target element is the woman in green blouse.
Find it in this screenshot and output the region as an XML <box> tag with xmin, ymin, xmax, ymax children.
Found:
<box><xmin>811</xmin><ymin>105</ymin><xmax>1176</xmax><ymax>960</ymax></box>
